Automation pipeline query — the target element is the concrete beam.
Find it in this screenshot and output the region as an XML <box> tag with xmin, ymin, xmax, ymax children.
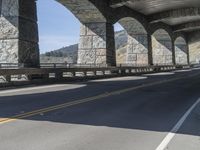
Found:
<box><xmin>173</xmin><ymin>21</ymin><xmax>200</xmax><ymax>32</ymax></box>
<box><xmin>110</xmin><ymin>0</ymin><xmax>131</xmax><ymax>8</ymax></box>
<box><xmin>149</xmin><ymin>8</ymin><xmax>200</xmax><ymax>24</ymax></box>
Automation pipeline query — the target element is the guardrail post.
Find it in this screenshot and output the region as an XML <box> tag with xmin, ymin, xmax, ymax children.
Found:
<box><xmin>83</xmin><ymin>71</ymin><xmax>87</xmax><ymax>76</ymax></box>
<box><xmin>3</xmin><ymin>75</ymin><xmax>11</xmax><ymax>82</ymax></box>
<box><xmin>72</xmin><ymin>72</ymin><xmax>76</xmax><ymax>77</ymax></box>
<box><xmin>26</xmin><ymin>74</ymin><xmax>49</xmax><ymax>81</ymax></box>
<box><xmin>119</xmin><ymin>69</ymin><xmax>126</xmax><ymax>75</ymax></box>
<box><xmin>55</xmin><ymin>72</ymin><xmax>63</xmax><ymax>80</ymax></box>
<box><xmin>93</xmin><ymin>71</ymin><xmax>97</xmax><ymax>76</ymax></box>
<box><xmin>54</xmin><ymin>64</ymin><xmax>56</xmax><ymax>68</ymax></box>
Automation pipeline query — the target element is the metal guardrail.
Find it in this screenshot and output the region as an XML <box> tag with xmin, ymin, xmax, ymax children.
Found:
<box><xmin>0</xmin><ymin>63</ymin><xmax>191</xmax><ymax>69</ymax></box>
<box><xmin>0</xmin><ymin>63</ymin><xmax>192</xmax><ymax>84</ymax></box>
<box><xmin>0</xmin><ymin>63</ymin><xmax>25</xmax><ymax>69</ymax></box>
<box><xmin>0</xmin><ymin>63</ymin><xmax>109</xmax><ymax>69</ymax></box>
<box><xmin>40</xmin><ymin>63</ymin><xmax>109</xmax><ymax>69</ymax></box>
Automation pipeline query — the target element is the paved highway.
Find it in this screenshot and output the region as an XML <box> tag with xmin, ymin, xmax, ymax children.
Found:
<box><xmin>0</xmin><ymin>68</ymin><xmax>200</xmax><ymax>150</ymax></box>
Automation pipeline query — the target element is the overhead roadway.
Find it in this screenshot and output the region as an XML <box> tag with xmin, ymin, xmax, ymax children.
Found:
<box><xmin>110</xmin><ymin>0</ymin><xmax>200</xmax><ymax>32</ymax></box>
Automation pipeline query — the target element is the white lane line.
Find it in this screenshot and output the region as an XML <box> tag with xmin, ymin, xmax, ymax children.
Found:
<box><xmin>0</xmin><ymin>84</ymin><xmax>72</xmax><ymax>94</ymax></box>
<box><xmin>155</xmin><ymin>98</ymin><xmax>200</xmax><ymax>150</ymax></box>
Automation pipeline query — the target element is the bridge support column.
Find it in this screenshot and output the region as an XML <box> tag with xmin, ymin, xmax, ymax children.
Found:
<box><xmin>174</xmin><ymin>38</ymin><xmax>188</xmax><ymax>65</ymax></box>
<box><xmin>187</xmin><ymin>44</ymin><xmax>190</xmax><ymax>65</ymax></box>
<box><xmin>126</xmin><ymin>34</ymin><xmax>148</xmax><ymax>66</ymax></box>
<box><xmin>0</xmin><ymin>0</ymin><xmax>39</xmax><ymax>67</ymax></box>
<box><xmin>147</xmin><ymin>34</ymin><xmax>153</xmax><ymax>65</ymax></box>
<box><xmin>78</xmin><ymin>22</ymin><xmax>116</xmax><ymax>66</ymax></box>
<box><xmin>151</xmin><ymin>30</ymin><xmax>173</xmax><ymax>65</ymax></box>
<box><xmin>188</xmin><ymin>31</ymin><xmax>200</xmax><ymax>64</ymax></box>
<box><xmin>172</xmin><ymin>41</ymin><xmax>176</xmax><ymax>65</ymax></box>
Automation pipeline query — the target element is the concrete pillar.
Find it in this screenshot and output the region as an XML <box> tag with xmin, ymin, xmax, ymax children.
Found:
<box><xmin>172</xmin><ymin>41</ymin><xmax>176</xmax><ymax>65</ymax></box>
<box><xmin>188</xmin><ymin>31</ymin><xmax>200</xmax><ymax>64</ymax></box>
<box><xmin>0</xmin><ymin>0</ymin><xmax>39</xmax><ymax>67</ymax></box>
<box><xmin>78</xmin><ymin>22</ymin><xmax>116</xmax><ymax>66</ymax></box>
<box><xmin>174</xmin><ymin>38</ymin><xmax>188</xmax><ymax>65</ymax></box>
<box><xmin>187</xmin><ymin>44</ymin><xmax>190</xmax><ymax>65</ymax></box>
<box><xmin>126</xmin><ymin>34</ymin><xmax>148</xmax><ymax>66</ymax></box>
<box><xmin>151</xmin><ymin>30</ymin><xmax>173</xmax><ymax>65</ymax></box>
<box><xmin>147</xmin><ymin>34</ymin><xmax>153</xmax><ymax>65</ymax></box>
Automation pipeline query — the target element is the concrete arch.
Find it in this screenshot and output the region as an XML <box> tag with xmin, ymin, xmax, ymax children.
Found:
<box><xmin>116</xmin><ymin>17</ymin><xmax>148</xmax><ymax>65</ymax></box>
<box><xmin>174</xmin><ymin>37</ymin><xmax>188</xmax><ymax>64</ymax></box>
<box><xmin>112</xmin><ymin>7</ymin><xmax>149</xmax><ymax>31</ymax></box>
<box><xmin>56</xmin><ymin>0</ymin><xmax>106</xmax><ymax>23</ymax></box>
<box><xmin>55</xmin><ymin>0</ymin><xmax>116</xmax><ymax>65</ymax></box>
<box><xmin>149</xmin><ymin>23</ymin><xmax>174</xmax><ymax>40</ymax></box>
<box><xmin>151</xmin><ymin>29</ymin><xmax>173</xmax><ymax>65</ymax></box>
<box><xmin>173</xmin><ymin>32</ymin><xmax>187</xmax><ymax>42</ymax></box>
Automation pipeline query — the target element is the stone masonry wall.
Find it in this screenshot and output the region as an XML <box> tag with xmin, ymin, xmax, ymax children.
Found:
<box><xmin>78</xmin><ymin>22</ymin><xmax>116</xmax><ymax>66</ymax></box>
<box><xmin>175</xmin><ymin>37</ymin><xmax>188</xmax><ymax>65</ymax></box>
<box><xmin>126</xmin><ymin>34</ymin><xmax>148</xmax><ymax>65</ymax></box>
<box><xmin>118</xmin><ymin>17</ymin><xmax>148</xmax><ymax>65</ymax></box>
<box><xmin>188</xmin><ymin>31</ymin><xmax>200</xmax><ymax>64</ymax></box>
<box><xmin>0</xmin><ymin>0</ymin><xmax>19</xmax><ymax>63</ymax></box>
<box><xmin>0</xmin><ymin>0</ymin><xmax>39</xmax><ymax>67</ymax></box>
<box><xmin>152</xmin><ymin>30</ymin><xmax>173</xmax><ymax>65</ymax></box>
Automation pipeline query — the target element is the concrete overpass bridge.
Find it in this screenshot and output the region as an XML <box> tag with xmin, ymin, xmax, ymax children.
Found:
<box><xmin>1</xmin><ymin>1</ymin><xmax>200</xmax><ymax>149</ymax></box>
<box><xmin>0</xmin><ymin>0</ymin><xmax>200</xmax><ymax>68</ymax></box>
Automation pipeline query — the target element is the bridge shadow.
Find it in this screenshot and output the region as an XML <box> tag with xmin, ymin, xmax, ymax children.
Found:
<box><xmin>0</xmin><ymin>70</ymin><xmax>200</xmax><ymax>138</ymax></box>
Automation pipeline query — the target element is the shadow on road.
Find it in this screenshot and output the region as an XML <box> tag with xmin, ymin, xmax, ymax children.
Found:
<box><xmin>0</xmin><ymin>69</ymin><xmax>200</xmax><ymax>137</ymax></box>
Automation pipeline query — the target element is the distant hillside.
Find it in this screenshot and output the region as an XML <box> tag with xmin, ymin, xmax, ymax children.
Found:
<box><xmin>40</xmin><ymin>30</ymin><xmax>127</xmax><ymax>63</ymax></box>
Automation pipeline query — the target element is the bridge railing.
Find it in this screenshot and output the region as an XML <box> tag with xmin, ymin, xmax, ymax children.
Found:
<box><xmin>0</xmin><ymin>63</ymin><xmax>191</xmax><ymax>86</ymax></box>
<box><xmin>40</xmin><ymin>63</ymin><xmax>109</xmax><ymax>68</ymax></box>
<box><xmin>0</xmin><ymin>63</ymin><xmax>109</xmax><ymax>69</ymax></box>
<box><xmin>0</xmin><ymin>63</ymin><xmax>26</xmax><ymax>69</ymax></box>
<box><xmin>0</xmin><ymin>63</ymin><xmax>189</xmax><ymax>69</ymax></box>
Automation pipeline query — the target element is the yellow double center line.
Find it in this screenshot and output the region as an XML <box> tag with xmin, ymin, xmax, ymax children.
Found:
<box><xmin>0</xmin><ymin>74</ymin><xmax>198</xmax><ymax>125</ymax></box>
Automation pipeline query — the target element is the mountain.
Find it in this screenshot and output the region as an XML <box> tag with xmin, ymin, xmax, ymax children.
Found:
<box><xmin>40</xmin><ymin>30</ymin><xmax>127</xmax><ymax>64</ymax></box>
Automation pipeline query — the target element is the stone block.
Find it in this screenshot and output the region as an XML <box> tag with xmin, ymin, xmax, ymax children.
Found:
<box><xmin>93</xmin><ymin>35</ymin><xmax>106</xmax><ymax>49</ymax></box>
<box><xmin>1</xmin><ymin>0</ymin><xmax>19</xmax><ymax>16</ymax></box>
<box><xmin>79</xmin><ymin>36</ymin><xmax>93</xmax><ymax>49</ymax></box>
<box><xmin>80</xmin><ymin>25</ymin><xmax>87</xmax><ymax>36</ymax></box>
<box><xmin>165</xmin><ymin>55</ymin><xmax>173</xmax><ymax>63</ymax></box>
<box><xmin>19</xmin><ymin>18</ymin><xmax>38</xmax><ymax>42</ymax></box>
<box><xmin>18</xmin><ymin>0</ymin><xmax>37</xmax><ymax>20</ymax></box>
<box><xmin>77</xmin><ymin>50</ymin><xmax>96</xmax><ymax>64</ymax></box>
<box><xmin>86</xmin><ymin>23</ymin><xmax>106</xmax><ymax>36</ymax></box>
<box><xmin>126</xmin><ymin>44</ymin><xmax>133</xmax><ymax>54</ymax></box>
<box><xmin>136</xmin><ymin>54</ymin><xmax>148</xmax><ymax>65</ymax></box>
<box><xmin>18</xmin><ymin>40</ymin><xmax>39</xmax><ymax>66</ymax></box>
<box><xmin>0</xmin><ymin>39</ymin><xmax>18</xmax><ymax>63</ymax></box>
<box><xmin>96</xmin><ymin>49</ymin><xmax>106</xmax><ymax>56</ymax></box>
<box><xmin>96</xmin><ymin>55</ymin><xmax>107</xmax><ymax>64</ymax></box>
<box><xmin>127</xmin><ymin>54</ymin><xmax>137</xmax><ymax>62</ymax></box>
<box><xmin>0</xmin><ymin>16</ymin><xmax>18</xmax><ymax>39</ymax></box>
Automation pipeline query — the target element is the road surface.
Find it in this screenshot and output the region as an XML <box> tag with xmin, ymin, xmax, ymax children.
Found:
<box><xmin>0</xmin><ymin>68</ymin><xmax>200</xmax><ymax>150</ymax></box>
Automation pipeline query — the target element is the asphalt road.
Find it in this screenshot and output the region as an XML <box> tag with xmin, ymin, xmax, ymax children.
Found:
<box><xmin>0</xmin><ymin>68</ymin><xmax>200</xmax><ymax>150</ymax></box>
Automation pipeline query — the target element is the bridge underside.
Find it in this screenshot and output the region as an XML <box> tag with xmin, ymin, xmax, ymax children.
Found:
<box><xmin>1</xmin><ymin>0</ymin><xmax>200</xmax><ymax>66</ymax></box>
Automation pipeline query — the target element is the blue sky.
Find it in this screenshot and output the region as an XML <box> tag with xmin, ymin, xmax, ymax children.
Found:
<box><xmin>37</xmin><ymin>0</ymin><xmax>123</xmax><ymax>53</ymax></box>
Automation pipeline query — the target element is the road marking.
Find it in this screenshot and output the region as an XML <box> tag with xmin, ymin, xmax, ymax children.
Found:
<box><xmin>0</xmin><ymin>73</ymin><xmax>199</xmax><ymax>124</ymax></box>
<box><xmin>0</xmin><ymin>73</ymin><xmax>199</xmax><ymax>125</ymax></box>
<box><xmin>155</xmin><ymin>98</ymin><xmax>200</xmax><ymax>150</ymax></box>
